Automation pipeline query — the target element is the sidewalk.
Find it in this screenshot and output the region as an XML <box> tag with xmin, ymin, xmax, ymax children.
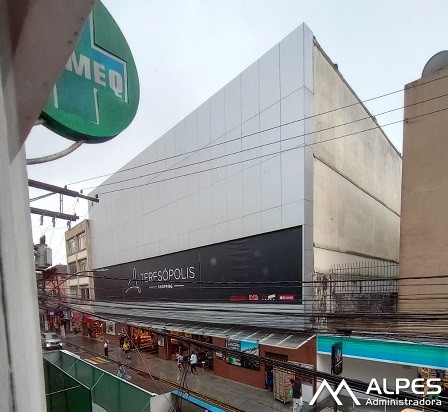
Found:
<box><xmin>63</xmin><ymin>335</ymin><xmax>393</xmax><ymax>412</ymax></box>
<box><xmin>64</xmin><ymin>334</ymin><xmax>310</xmax><ymax>412</ymax></box>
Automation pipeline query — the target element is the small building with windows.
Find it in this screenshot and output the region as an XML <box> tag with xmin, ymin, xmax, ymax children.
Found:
<box><xmin>65</xmin><ymin>219</ymin><xmax>94</xmax><ymax>301</ymax></box>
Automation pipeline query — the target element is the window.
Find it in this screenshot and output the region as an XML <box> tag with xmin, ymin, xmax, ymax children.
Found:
<box><xmin>67</xmin><ymin>238</ymin><xmax>76</xmax><ymax>255</ymax></box>
<box><xmin>265</xmin><ymin>352</ymin><xmax>288</xmax><ymax>362</ymax></box>
<box><xmin>78</xmin><ymin>232</ymin><xmax>86</xmax><ymax>251</ymax></box>
<box><xmin>68</xmin><ymin>264</ymin><xmax>77</xmax><ymax>275</ymax></box>
<box><xmin>70</xmin><ymin>286</ymin><xmax>77</xmax><ymax>298</ymax></box>
<box><xmin>79</xmin><ymin>259</ymin><xmax>87</xmax><ymax>274</ymax></box>
<box><xmin>80</xmin><ymin>287</ymin><xmax>90</xmax><ymax>300</ymax></box>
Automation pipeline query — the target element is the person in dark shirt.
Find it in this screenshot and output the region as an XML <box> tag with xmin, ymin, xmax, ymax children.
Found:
<box><xmin>290</xmin><ymin>378</ymin><xmax>303</xmax><ymax>412</ymax></box>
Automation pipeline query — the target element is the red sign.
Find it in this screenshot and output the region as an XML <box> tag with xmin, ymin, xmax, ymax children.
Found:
<box><xmin>279</xmin><ymin>294</ymin><xmax>295</xmax><ymax>301</ymax></box>
<box><xmin>229</xmin><ymin>295</ymin><xmax>247</xmax><ymax>302</ymax></box>
<box><xmin>83</xmin><ymin>314</ymin><xmax>94</xmax><ymax>322</ymax></box>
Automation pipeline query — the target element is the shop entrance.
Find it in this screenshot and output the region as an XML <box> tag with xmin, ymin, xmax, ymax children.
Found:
<box><xmin>131</xmin><ymin>327</ymin><xmax>158</xmax><ymax>353</ymax></box>
<box><xmin>82</xmin><ymin>315</ymin><xmax>104</xmax><ymax>340</ymax></box>
<box><xmin>170</xmin><ymin>332</ymin><xmax>213</xmax><ymax>370</ymax></box>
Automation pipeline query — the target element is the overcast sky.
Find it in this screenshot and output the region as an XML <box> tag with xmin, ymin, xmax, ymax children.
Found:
<box><xmin>26</xmin><ymin>0</ymin><xmax>448</xmax><ymax>264</ymax></box>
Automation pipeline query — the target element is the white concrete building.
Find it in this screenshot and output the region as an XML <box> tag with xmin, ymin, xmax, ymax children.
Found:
<box><xmin>89</xmin><ymin>24</ymin><xmax>401</xmax><ymax>329</ymax></box>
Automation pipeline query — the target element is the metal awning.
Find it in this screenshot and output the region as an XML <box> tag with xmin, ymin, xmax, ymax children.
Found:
<box><xmin>129</xmin><ymin>318</ymin><xmax>315</xmax><ymax>350</ymax></box>
<box><xmin>69</xmin><ymin>300</ymin><xmax>314</xmax><ymax>350</ymax></box>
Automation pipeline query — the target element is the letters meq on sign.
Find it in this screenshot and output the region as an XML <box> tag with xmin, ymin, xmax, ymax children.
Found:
<box><xmin>41</xmin><ymin>1</ymin><xmax>139</xmax><ymax>142</ymax></box>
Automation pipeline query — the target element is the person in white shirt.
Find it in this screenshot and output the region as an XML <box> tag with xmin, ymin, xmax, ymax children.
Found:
<box><xmin>190</xmin><ymin>351</ymin><xmax>198</xmax><ymax>375</ymax></box>
<box><xmin>104</xmin><ymin>340</ymin><xmax>109</xmax><ymax>357</ymax></box>
<box><xmin>176</xmin><ymin>351</ymin><xmax>183</xmax><ymax>369</ymax></box>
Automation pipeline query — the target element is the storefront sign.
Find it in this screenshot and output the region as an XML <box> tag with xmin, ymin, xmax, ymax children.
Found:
<box><xmin>318</xmin><ymin>335</ymin><xmax>448</xmax><ymax>370</ymax></box>
<box><xmin>106</xmin><ymin>321</ymin><xmax>116</xmax><ymax>335</ymax></box>
<box><xmin>41</xmin><ymin>1</ymin><xmax>139</xmax><ymax>142</ymax></box>
<box><xmin>331</xmin><ymin>342</ymin><xmax>343</xmax><ymax>375</ymax></box>
<box><xmin>83</xmin><ymin>314</ymin><xmax>94</xmax><ymax>323</ymax></box>
<box><xmin>96</xmin><ymin>226</ymin><xmax>302</xmax><ymax>303</ymax></box>
<box><xmin>225</xmin><ymin>339</ymin><xmax>260</xmax><ymax>371</ymax></box>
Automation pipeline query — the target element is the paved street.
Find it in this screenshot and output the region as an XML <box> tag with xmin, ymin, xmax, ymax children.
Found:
<box><xmin>63</xmin><ymin>334</ymin><xmax>308</xmax><ymax>412</ymax></box>
<box><xmin>62</xmin><ymin>334</ymin><xmax>407</xmax><ymax>412</ymax></box>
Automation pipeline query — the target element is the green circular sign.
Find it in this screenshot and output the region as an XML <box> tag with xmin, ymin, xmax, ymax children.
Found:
<box><xmin>41</xmin><ymin>1</ymin><xmax>139</xmax><ymax>142</ymax></box>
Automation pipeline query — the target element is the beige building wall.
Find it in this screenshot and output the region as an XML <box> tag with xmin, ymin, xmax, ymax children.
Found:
<box><xmin>399</xmin><ymin>67</ymin><xmax>448</xmax><ymax>323</ymax></box>
<box><xmin>312</xmin><ymin>42</ymin><xmax>402</xmax><ymax>274</ymax></box>
<box><xmin>65</xmin><ymin>219</ymin><xmax>94</xmax><ymax>299</ymax></box>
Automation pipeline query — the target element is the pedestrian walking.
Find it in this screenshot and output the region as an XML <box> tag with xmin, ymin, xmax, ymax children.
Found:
<box><xmin>137</xmin><ymin>334</ymin><xmax>141</xmax><ymax>349</ymax></box>
<box><xmin>176</xmin><ymin>351</ymin><xmax>183</xmax><ymax>370</ymax></box>
<box><xmin>117</xmin><ymin>363</ymin><xmax>131</xmax><ymax>380</ymax></box>
<box><xmin>104</xmin><ymin>340</ymin><xmax>109</xmax><ymax>357</ymax></box>
<box><xmin>190</xmin><ymin>351</ymin><xmax>198</xmax><ymax>375</ymax></box>
<box><xmin>123</xmin><ymin>340</ymin><xmax>131</xmax><ymax>359</ymax></box>
<box><xmin>290</xmin><ymin>378</ymin><xmax>303</xmax><ymax>412</ymax></box>
<box><xmin>119</xmin><ymin>334</ymin><xmax>125</xmax><ymax>349</ymax></box>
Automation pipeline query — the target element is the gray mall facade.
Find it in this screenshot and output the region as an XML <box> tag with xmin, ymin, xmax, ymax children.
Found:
<box><xmin>88</xmin><ymin>24</ymin><xmax>401</xmax><ymax>331</ymax></box>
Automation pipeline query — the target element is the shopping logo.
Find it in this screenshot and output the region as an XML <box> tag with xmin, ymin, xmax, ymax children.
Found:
<box><xmin>125</xmin><ymin>268</ymin><xmax>142</xmax><ymax>294</ymax></box>
<box><xmin>309</xmin><ymin>379</ymin><xmax>361</xmax><ymax>406</ymax></box>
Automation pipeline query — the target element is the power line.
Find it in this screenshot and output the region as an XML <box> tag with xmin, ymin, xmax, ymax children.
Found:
<box><xmin>118</xmin><ymin>327</ymin><xmax>177</xmax><ymax>412</ymax></box>
<box><xmin>46</xmin><ymin>269</ymin><xmax>448</xmax><ymax>284</ymax></box>
<box><xmin>64</xmin><ymin>340</ymin><xmax>251</xmax><ymax>412</ymax></box>
<box><xmin>41</xmin><ymin>294</ymin><xmax>448</xmax><ymax>336</ymax></box>
<box><xmin>96</xmin><ymin>104</ymin><xmax>448</xmax><ymax>196</ymax></box>
<box><xmin>81</xmin><ymin>91</ymin><xmax>448</xmax><ymax>192</ymax></box>
<box><xmin>37</xmin><ymin>296</ymin><xmax>448</xmax><ymax>412</ymax></box>
<box><xmin>68</xmin><ymin>73</ymin><xmax>448</xmax><ymax>188</ymax></box>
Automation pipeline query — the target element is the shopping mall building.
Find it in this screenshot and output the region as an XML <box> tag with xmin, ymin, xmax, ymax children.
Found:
<box><xmin>85</xmin><ymin>23</ymin><xmax>402</xmax><ymax>397</ymax></box>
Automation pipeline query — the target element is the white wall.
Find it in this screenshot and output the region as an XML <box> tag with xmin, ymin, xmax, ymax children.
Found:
<box><xmin>312</xmin><ymin>44</ymin><xmax>402</xmax><ymax>272</ymax></box>
<box><xmin>90</xmin><ymin>24</ymin><xmax>314</xmax><ymax>269</ymax></box>
<box><xmin>0</xmin><ymin>67</ymin><xmax>46</xmax><ymax>410</ymax></box>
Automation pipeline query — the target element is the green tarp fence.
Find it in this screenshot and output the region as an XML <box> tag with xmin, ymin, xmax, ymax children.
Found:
<box><xmin>43</xmin><ymin>350</ymin><xmax>152</xmax><ymax>412</ymax></box>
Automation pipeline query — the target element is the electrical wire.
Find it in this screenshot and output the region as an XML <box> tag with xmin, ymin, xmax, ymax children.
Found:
<box><xmin>67</xmin><ymin>73</ymin><xmax>448</xmax><ymax>188</ymax></box>
<box><xmin>94</xmin><ymin>104</ymin><xmax>448</xmax><ymax>198</ymax></box>
<box><xmin>64</xmin><ymin>338</ymin><xmax>288</xmax><ymax>412</ymax></box>
<box><xmin>60</xmin><ymin>104</ymin><xmax>448</xmax><ymax>299</ymax></box>
<box><xmin>39</xmin><ymin>197</ymin><xmax>79</xmax><ymax>263</ymax></box>
<box><xmin>45</xmin><ymin>269</ymin><xmax>448</xmax><ymax>285</ymax></box>
<box><xmin>81</xmin><ymin>91</ymin><xmax>448</xmax><ymax>193</ymax></box>
<box><xmin>118</xmin><ymin>325</ymin><xmax>177</xmax><ymax>412</ymax></box>
<box><xmin>42</xmin><ymin>293</ymin><xmax>448</xmax><ymax>339</ymax></box>
<box><xmin>37</xmin><ymin>295</ymin><xmax>448</xmax><ymax>412</ymax></box>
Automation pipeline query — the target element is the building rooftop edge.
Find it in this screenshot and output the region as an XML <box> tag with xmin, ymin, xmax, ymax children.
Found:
<box><xmin>313</xmin><ymin>38</ymin><xmax>402</xmax><ymax>158</ymax></box>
